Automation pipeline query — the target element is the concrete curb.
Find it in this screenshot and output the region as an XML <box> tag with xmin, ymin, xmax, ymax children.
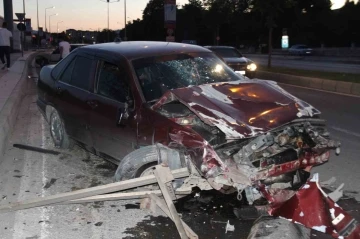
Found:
<box><xmin>0</xmin><ymin>52</ymin><xmax>37</xmax><ymax>160</ymax></box>
<box><xmin>256</xmin><ymin>71</ymin><xmax>360</xmax><ymax>96</ymax></box>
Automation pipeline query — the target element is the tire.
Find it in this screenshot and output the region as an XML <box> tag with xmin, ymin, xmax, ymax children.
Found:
<box><xmin>247</xmin><ymin>216</ymin><xmax>310</xmax><ymax>239</ymax></box>
<box><xmin>114</xmin><ymin>145</ymin><xmax>160</xmax><ymax>182</ymax></box>
<box><xmin>49</xmin><ymin>109</ymin><xmax>74</xmax><ymax>149</ymax></box>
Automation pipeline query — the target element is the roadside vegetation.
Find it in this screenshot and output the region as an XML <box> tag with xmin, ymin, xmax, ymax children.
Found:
<box><xmin>258</xmin><ymin>65</ymin><xmax>360</xmax><ymax>83</ymax></box>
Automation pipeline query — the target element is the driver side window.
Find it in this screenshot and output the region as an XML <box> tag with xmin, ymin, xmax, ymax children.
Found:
<box><xmin>96</xmin><ymin>61</ymin><xmax>132</xmax><ymax>103</ymax></box>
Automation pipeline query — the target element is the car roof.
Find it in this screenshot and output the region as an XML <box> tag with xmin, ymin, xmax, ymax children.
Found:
<box><xmin>80</xmin><ymin>41</ymin><xmax>212</xmax><ymax>60</ymax></box>
<box><xmin>204</xmin><ymin>46</ymin><xmax>235</xmax><ymax>49</ymax></box>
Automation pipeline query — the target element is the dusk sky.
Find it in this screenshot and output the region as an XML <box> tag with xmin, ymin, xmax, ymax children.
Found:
<box><xmin>0</xmin><ymin>0</ymin><xmax>357</xmax><ymax>32</ymax></box>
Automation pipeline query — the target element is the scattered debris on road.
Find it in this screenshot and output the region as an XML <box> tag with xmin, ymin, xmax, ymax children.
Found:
<box><xmin>0</xmin><ymin>163</ymin><xmax>358</xmax><ymax>239</ymax></box>
<box><xmin>13</xmin><ymin>143</ymin><xmax>61</xmax><ymax>155</ymax></box>
<box><xmin>225</xmin><ymin>220</ymin><xmax>235</xmax><ymax>233</ymax></box>
<box><xmin>43</xmin><ymin>178</ymin><xmax>57</xmax><ymax>189</ymax></box>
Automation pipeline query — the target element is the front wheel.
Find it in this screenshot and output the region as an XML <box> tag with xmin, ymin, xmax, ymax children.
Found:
<box><xmin>114</xmin><ymin>146</ymin><xmax>159</xmax><ymax>182</ymax></box>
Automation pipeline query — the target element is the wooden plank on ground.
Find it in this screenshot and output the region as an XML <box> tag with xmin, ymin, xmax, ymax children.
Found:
<box><xmin>64</xmin><ymin>190</ymin><xmax>163</xmax><ymax>204</ymax></box>
<box><xmin>148</xmin><ymin>193</ymin><xmax>198</xmax><ymax>239</ymax></box>
<box><xmin>0</xmin><ymin>168</ymin><xmax>189</xmax><ymax>213</ymax></box>
<box><xmin>154</xmin><ymin>165</ymin><xmax>188</xmax><ymax>239</ymax></box>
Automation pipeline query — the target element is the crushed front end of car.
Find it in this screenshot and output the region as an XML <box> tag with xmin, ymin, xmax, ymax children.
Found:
<box><xmin>151</xmin><ymin>79</ymin><xmax>360</xmax><ymax>238</ymax></box>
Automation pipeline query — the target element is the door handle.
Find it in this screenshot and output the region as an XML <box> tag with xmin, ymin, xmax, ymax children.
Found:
<box><xmin>56</xmin><ymin>87</ymin><xmax>63</xmax><ymax>95</ymax></box>
<box><xmin>87</xmin><ymin>100</ymin><xmax>98</xmax><ymax>109</ymax></box>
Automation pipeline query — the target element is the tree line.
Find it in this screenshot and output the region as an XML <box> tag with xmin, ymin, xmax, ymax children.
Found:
<box><xmin>114</xmin><ymin>0</ymin><xmax>359</xmax><ymax>49</ymax></box>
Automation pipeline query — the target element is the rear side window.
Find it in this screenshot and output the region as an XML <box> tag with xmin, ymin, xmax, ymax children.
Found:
<box><xmin>70</xmin><ymin>56</ymin><xmax>94</xmax><ymax>90</ymax></box>
<box><xmin>51</xmin><ymin>54</ymin><xmax>75</xmax><ymax>79</ymax></box>
<box><xmin>59</xmin><ymin>58</ymin><xmax>75</xmax><ymax>83</ymax></box>
<box><xmin>97</xmin><ymin>61</ymin><xmax>131</xmax><ymax>103</ymax></box>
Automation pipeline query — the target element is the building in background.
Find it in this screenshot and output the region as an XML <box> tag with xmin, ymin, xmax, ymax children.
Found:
<box><xmin>65</xmin><ymin>29</ymin><xmax>99</xmax><ymax>43</ymax></box>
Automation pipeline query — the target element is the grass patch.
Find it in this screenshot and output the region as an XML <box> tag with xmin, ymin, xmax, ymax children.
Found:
<box><xmin>258</xmin><ymin>65</ymin><xmax>360</xmax><ymax>83</ymax></box>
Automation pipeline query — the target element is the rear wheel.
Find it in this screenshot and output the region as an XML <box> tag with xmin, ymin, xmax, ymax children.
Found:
<box><xmin>49</xmin><ymin>109</ymin><xmax>74</xmax><ymax>149</ymax></box>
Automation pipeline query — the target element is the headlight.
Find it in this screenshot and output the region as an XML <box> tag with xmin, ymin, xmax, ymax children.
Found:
<box><xmin>247</xmin><ymin>63</ymin><xmax>257</xmax><ymax>71</ymax></box>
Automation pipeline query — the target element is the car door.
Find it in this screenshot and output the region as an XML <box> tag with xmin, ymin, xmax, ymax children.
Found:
<box><xmin>52</xmin><ymin>52</ymin><xmax>96</xmax><ymax>147</ymax></box>
<box><xmin>87</xmin><ymin>59</ymin><xmax>137</xmax><ymax>162</ymax></box>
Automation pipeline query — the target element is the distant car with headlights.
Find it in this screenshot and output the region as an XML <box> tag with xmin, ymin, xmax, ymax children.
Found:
<box><xmin>288</xmin><ymin>44</ymin><xmax>313</xmax><ymax>56</ymax></box>
<box><xmin>204</xmin><ymin>46</ymin><xmax>257</xmax><ymax>78</ymax></box>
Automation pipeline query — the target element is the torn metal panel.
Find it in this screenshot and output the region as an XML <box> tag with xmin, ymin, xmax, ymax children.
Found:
<box><xmin>153</xmin><ymin>81</ymin><xmax>322</xmax><ymax>140</ymax></box>
<box><xmin>151</xmin><ymin>79</ymin><xmax>339</xmax><ymax>196</ymax></box>
<box><xmin>261</xmin><ymin>174</ymin><xmax>360</xmax><ymax>239</ymax></box>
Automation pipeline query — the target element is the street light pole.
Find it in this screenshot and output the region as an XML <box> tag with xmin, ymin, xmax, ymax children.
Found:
<box><xmin>100</xmin><ymin>0</ymin><xmax>120</xmax><ymax>42</ymax></box>
<box><xmin>45</xmin><ymin>6</ymin><xmax>55</xmax><ymax>32</ymax></box>
<box><xmin>124</xmin><ymin>0</ymin><xmax>127</xmax><ymax>41</ymax></box>
<box><xmin>37</xmin><ymin>0</ymin><xmax>40</xmax><ymax>47</ymax></box>
<box><xmin>49</xmin><ymin>13</ymin><xmax>58</xmax><ymax>33</ymax></box>
<box><xmin>57</xmin><ymin>21</ymin><xmax>63</xmax><ymax>33</ymax></box>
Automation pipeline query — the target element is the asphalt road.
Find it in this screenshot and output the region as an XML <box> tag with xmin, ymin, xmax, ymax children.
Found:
<box><xmin>0</xmin><ymin>62</ymin><xmax>359</xmax><ymax>239</ymax></box>
<box><xmin>247</xmin><ymin>54</ymin><xmax>360</xmax><ymax>74</ymax></box>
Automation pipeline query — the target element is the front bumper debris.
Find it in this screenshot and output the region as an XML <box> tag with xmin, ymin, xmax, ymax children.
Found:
<box><xmin>260</xmin><ymin>174</ymin><xmax>360</xmax><ymax>239</ymax></box>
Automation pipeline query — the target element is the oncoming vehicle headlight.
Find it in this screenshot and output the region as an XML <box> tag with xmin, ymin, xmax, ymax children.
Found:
<box><xmin>247</xmin><ymin>63</ymin><xmax>257</xmax><ymax>71</ymax></box>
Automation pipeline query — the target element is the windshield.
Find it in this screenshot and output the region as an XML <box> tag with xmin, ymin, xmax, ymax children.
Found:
<box><xmin>211</xmin><ymin>48</ymin><xmax>243</xmax><ymax>58</ymax></box>
<box><xmin>132</xmin><ymin>52</ymin><xmax>243</xmax><ymax>102</ymax></box>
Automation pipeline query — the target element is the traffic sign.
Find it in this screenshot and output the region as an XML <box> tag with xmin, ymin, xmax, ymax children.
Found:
<box><xmin>167</xmin><ymin>28</ymin><xmax>174</xmax><ymax>36</ymax></box>
<box><xmin>17</xmin><ymin>23</ymin><xmax>26</xmax><ymax>32</ymax></box>
<box><xmin>281</xmin><ymin>35</ymin><xmax>289</xmax><ymax>49</ymax></box>
<box><xmin>15</xmin><ymin>13</ymin><xmax>25</xmax><ymax>22</ymax></box>
<box><xmin>166</xmin><ymin>36</ymin><xmax>175</xmax><ymax>42</ymax></box>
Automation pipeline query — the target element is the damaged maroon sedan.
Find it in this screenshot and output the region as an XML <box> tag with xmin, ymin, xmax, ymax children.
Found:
<box><xmin>38</xmin><ymin>42</ymin><xmax>359</xmax><ymax>238</ymax></box>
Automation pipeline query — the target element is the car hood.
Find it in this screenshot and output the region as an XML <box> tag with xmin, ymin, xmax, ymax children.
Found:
<box><xmin>157</xmin><ymin>79</ymin><xmax>321</xmax><ymax>139</ymax></box>
<box><xmin>222</xmin><ymin>57</ymin><xmax>250</xmax><ymax>64</ymax></box>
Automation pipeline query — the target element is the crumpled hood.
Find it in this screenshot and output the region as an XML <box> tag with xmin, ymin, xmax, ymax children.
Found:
<box><xmin>166</xmin><ymin>80</ymin><xmax>320</xmax><ymax>139</ymax></box>
<box><xmin>223</xmin><ymin>57</ymin><xmax>249</xmax><ymax>64</ymax></box>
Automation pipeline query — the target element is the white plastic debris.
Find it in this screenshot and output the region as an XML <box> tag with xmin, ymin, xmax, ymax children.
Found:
<box><xmin>328</xmin><ymin>183</ymin><xmax>344</xmax><ymax>202</ymax></box>
<box><xmin>225</xmin><ymin>220</ymin><xmax>235</xmax><ymax>233</ymax></box>
<box><xmin>320</xmin><ymin>177</ymin><xmax>337</xmax><ymax>187</ymax></box>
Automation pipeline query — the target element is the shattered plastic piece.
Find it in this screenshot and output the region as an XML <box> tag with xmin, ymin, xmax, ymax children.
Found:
<box><xmin>321</xmin><ymin>177</ymin><xmax>337</xmax><ymax>187</ymax></box>
<box><xmin>312</xmin><ymin>225</ymin><xmax>327</xmax><ymax>233</ymax></box>
<box><xmin>261</xmin><ymin>174</ymin><xmax>360</xmax><ymax>239</ymax></box>
<box><xmin>328</xmin><ymin>183</ymin><xmax>344</xmax><ymax>202</ymax></box>
<box><xmin>225</xmin><ymin>220</ymin><xmax>235</xmax><ymax>233</ymax></box>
